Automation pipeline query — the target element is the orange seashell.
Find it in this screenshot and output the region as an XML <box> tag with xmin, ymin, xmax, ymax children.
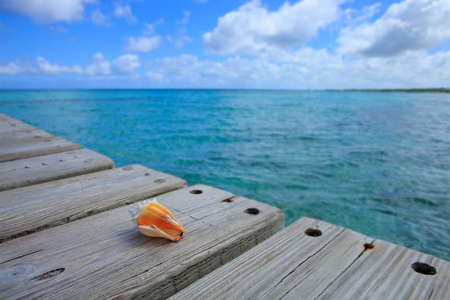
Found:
<box><xmin>129</xmin><ymin>199</ymin><xmax>186</xmax><ymax>241</ymax></box>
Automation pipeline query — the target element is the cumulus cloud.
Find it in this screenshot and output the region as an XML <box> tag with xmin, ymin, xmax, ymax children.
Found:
<box><xmin>203</xmin><ymin>0</ymin><xmax>342</xmax><ymax>56</ymax></box>
<box><xmin>114</xmin><ymin>4</ymin><xmax>137</xmax><ymax>24</ymax></box>
<box><xmin>0</xmin><ymin>0</ymin><xmax>95</xmax><ymax>23</ymax></box>
<box><xmin>125</xmin><ymin>36</ymin><xmax>162</xmax><ymax>52</ymax></box>
<box><xmin>113</xmin><ymin>54</ymin><xmax>141</xmax><ymax>74</ymax></box>
<box><xmin>338</xmin><ymin>0</ymin><xmax>450</xmax><ymax>57</ymax></box>
<box><xmin>0</xmin><ymin>57</ymin><xmax>83</xmax><ymax>75</ymax></box>
<box><xmin>85</xmin><ymin>52</ymin><xmax>112</xmax><ymax>76</ymax></box>
<box><xmin>143</xmin><ymin>46</ymin><xmax>450</xmax><ymax>89</ymax></box>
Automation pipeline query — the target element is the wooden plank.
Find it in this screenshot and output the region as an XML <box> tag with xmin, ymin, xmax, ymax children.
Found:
<box><xmin>0</xmin><ymin>122</ymin><xmax>37</xmax><ymax>135</ymax></box>
<box><xmin>0</xmin><ymin>114</ymin><xmax>37</xmax><ymax>134</ymax></box>
<box><xmin>0</xmin><ymin>114</ymin><xmax>24</xmax><ymax>125</ymax></box>
<box><xmin>0</xmin><ymin>164</ymin><xmax>186</xmax><ymax>242</ymax></box>
<box><xmin>0</xmin><ymin>137</ymin><xmax>81</xmax><ymax>162</ymax></box>
<box><xmin>0</xmin><ymin>149</ymin><xmax>115</xmax><ymax>191</ymax></box>
<box><xmin>0</xmin><ymin>185</ymin><xmax>284</xmax><ymax>299</ymax></box>
<box><xmin>171</xmin><ymin>217</ymin><xmax>450</xmax><ymax>300</ymax></box>
<box><xmin>0</xmin><ymin>129</ymin><xmax>55</xmax><ymax>145</ymax></box>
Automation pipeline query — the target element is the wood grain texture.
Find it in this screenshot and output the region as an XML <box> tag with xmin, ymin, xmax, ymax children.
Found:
<box><xmin>0</xmin><ymin>164</ymin><xmax>186</xmax><ymax>242</ymax></box>
<box><xmin>0</xmin><ymin>149</ymin><xmax>115</xmax><ymax>191</ymax></box>
<box><xmin>0</xmin><ymin>129</ymin><xmax>55</xmax><ymax>145</ymax></box>
<box><xmin>0</xmin><ymin>185</ymin><xmax>285</xmax><ymax>299</ymax></box>
<box><xmin>0</xmin><ymin>114</ymin><xmax>37</xmax><ymax>134</ymax></box>
<box><xmin>0</xmin><ymin>137</ymin><xmax>81</xmax><ymax>162</ymax></box>
<box><xmin>171</xmin><ymin>217</ymin><xmax>449</xmax><ymax>300</ymax></box>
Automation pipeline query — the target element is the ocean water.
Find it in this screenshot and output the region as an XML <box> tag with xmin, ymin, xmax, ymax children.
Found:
<box><xmin>1</xmin><ymin>89</ymin><xmax>449</xmax><ymax>261</ymax></box>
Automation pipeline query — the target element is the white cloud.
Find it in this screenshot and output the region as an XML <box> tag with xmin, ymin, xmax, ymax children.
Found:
<box><xmin>178</xmin><ymin>11</ymin><xmax>191</xmax><ymax>26</ymax></box>
<box><xmin>0</xmin><ymin>0</ymin><xmax>95</xmax><ymax>23</ymax></box>
<box><xmin>91</xmin><ymin>9</ymin><xmax>110</xmax><ymax>26</ymax></box>
<box><xmin>0</xmin><ymin>57</ymin><xmax>83</xmax><ymax>75</ymax></box>
<box><xmin>203</xmin><ymin>0</ymin><xmax>342</xmax><ymax>56</ymax></box>
<box><xmin>342</xmin><ymin>3</ymin><xmax>381</xmax><ymax>26</ymax></box>
<box><xmin>143</xmin><ymin>46</ymin><xmax>450</xmax><ymax>89</ymax></box>
<box><xmin>35</xmin><ymin>57</ymin><xmax>83</xmax><ymax>74</ymax></box>
<box><xmin>0</xmin><ymin>62</ymin><xmax>24</xmax><ymax>75</ymax></box>
<box><xmin>114</xmin><ymin>4</ymin><xmax>137</xmax><ymax>24</ymax></box>
<box><xmin>144</xmin><ymin>19</ymin><xmax>164</xmax><ymax>35</ymax></box>
<box><xmin>85</xmin><ymin>52</ymin><xmax>112</xmax><ymax>76</ymax></box>
<box><xmin>113</xmin><ymin>54</ymin><xmax>141</xmax><ymax>74</ymax></box>
<box><xmin>338</xmin><ymin>0</ymin><xmax>450</xmax><ymax>57</ymax></box>
<box><xmin>125</xmin><ymin>36</ymin><xmax>162</xmax><ymax>52</ymax></box>
<box><xmin>167</xmin><ymin>35</ymin><xmax>193</xmax><ymax>49</ymax></box>
<box><xmin>167</xmin><ymin>11</ymin><xmax>192</xmax><ymax>48</ymax></box>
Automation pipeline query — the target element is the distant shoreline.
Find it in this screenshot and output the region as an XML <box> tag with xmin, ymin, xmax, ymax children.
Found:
<box><xmin>327</xmin><ymin>88</ymin><xmax>450</xmax><ymax>93</ymax></box>
<box><xmin>0</xmin><ymin>88</ymin><xmax>449</xmax><ymax>93</ymax></box>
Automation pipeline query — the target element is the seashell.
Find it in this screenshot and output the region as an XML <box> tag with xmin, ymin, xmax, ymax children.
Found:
<box><xmin>129</xmin><ymin>199</ymin><xmax>186</xmax><ymax>241</ymax></box>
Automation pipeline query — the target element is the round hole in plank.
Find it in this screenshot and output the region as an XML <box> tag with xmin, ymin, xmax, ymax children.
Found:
<box><xmin>364</xmin><ymin>243</ymin><xmax>375</xmax><ymax>250</ymax></box>
<box><xmin>245</xmin><ymin>208</ymin><xmax>260</xmax><ymax>215</ymax></box>
<box><xmin>304</xmin><ymin>228</ymin><xmax>322</xmax><ymax>237</ymax></box>
<box><xmin>411</xmin><ymin>262</ymin><xmax>437</xmax><ymax>275</ymax></box>
<box><xmin>189</xmin><ymin>189</ymin><xmax>203</xmax><ymax>194</ymax></box>
<box><xmin>154</xmin><ymin>179</ymin><xmax>166</xmax><ymax>184</ymax></box>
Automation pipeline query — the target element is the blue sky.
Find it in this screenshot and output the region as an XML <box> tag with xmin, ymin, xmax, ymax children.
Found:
<box><xmin>1</xmin><ymin>0</ymin><xmax>449</xmax><ymax>89</ymax></box>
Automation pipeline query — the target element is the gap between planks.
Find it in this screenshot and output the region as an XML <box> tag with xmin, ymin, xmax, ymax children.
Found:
<box><xmin>170</xmin><ymin>217</ymin><xmax>449</xmax><ymax>300</ymax></box>
<box><xmin>0</xmin><ymin>164</ymin><xmax>186</xmax><ymax>242</ymax></box>
<box><xmin>0</xmin><ymin>184</ymin><xmax>285</xmax><ymax>299</ymax></box>
<box><xmin>0</xmin><ymin>149</ymin><xmax>115</xmax><ymax>191</ymax></box>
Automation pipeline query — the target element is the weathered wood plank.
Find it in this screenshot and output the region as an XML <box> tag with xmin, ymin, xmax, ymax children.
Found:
<box><xmin>0</xmin><ymin>164</ymin><xmax>186</xmax><ymax>242</ymax></box>
<box><xmin>171</xmin><ymin>217</ymin><xmax>449</xmax><ymax>300</ymax></box>
<box><xmin>0</xmin><ymin>149</ymin><xmax>114</xmax><ymax>191</ymax></box>
<box><xmin>0</xmin><ymin>114</ymin><xmax>37</xmax><ymax>134</ymax></box>
<box><xmin>0</xmin><ymin>129</ymin><xmax>55</xmax><ymax>145</ymax></box>
<box><xmin>0</xmin><ymin>185</ymin><xmax>284</xmax><ymax>299</ymax></box>
<box><xmin>0</xmin><ymin>122</ymin><xmax>37</xmax><ymax>135</ymax></box>
<box><xmin>0</xmin><ymin>137</ymin><xmax>81</xmax><ymax>162</ymax></box>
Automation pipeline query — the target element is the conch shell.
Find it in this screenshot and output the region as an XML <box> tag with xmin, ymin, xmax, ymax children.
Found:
<box><xmin>129</xmin><ymin>199</ymin><xmax>186</xmax><ymax>241</ymax></box>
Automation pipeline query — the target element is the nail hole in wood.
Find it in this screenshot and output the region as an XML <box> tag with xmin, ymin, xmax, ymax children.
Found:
<box><xmin>222</xmin><ymin>199</ymin><xmax>233</xmax><ymax>203</ymax></box>
<box><xmin>245</xmin><ymin>208</ymin><xmax>260</xmax><ymax>215</ymax></box>
<box><xmin>32</xmin><ymin>268</ymin><xmax>65</xmax><ymax>281</ymax></box>
<box><xmin>154</xmin><ymin>179</ymin><xmax>166</xmax><ymax>184</ymax></box>
<box><xmin>411</xmin><ymin>262</ymin><xmax>437</xmax><ymax>275</ymax></box>
<box><xmin>189</xmin><ymin>189</ymin><xmax>203</xmax><ymax>194</ymax></box>
<box><xmin>122</xmin><ymin>166</ymin><xmax>133</xmax><ymax>170</ymax></box>
<box><xmin>364</xmin><ymin>243</ymin><xmax>375</xmax><ymax>250</ymax></box>
<box><xmin>304</xmin><ymin>228</ymin><xmax>322</xmax><ymax>237</ymax></box>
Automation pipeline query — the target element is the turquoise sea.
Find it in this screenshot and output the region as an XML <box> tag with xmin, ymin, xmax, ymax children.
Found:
<box><xmin>1</xmin><ymin>89</ymin><xmax>449</xmax><ymax>261</ymax></box>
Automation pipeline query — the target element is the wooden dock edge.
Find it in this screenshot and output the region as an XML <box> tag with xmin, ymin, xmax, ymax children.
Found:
<box><xmin>0</xmin><ymin>149</ymin><xmax>115</xmax><ymax>191</ymax></box>
<box><xmin>0</xmin><ymin>165</ymin><xmax>187</xmax><ymax>243</ymax></box>
<box><xmin>0</xmin><ymin>185</ymin><xmax>285</xmax><ymax>299</ymax></box>
<box><xmin>170</xmin><ymin>217</ymin><xmax>449</xmax><ymax>300</ymax></box>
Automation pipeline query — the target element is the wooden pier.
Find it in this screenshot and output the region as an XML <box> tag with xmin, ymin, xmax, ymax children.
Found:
<box><xmin>0</xmin><ymin>114</ymin><xmax>448</xmax><ymax>299</ymax></box>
